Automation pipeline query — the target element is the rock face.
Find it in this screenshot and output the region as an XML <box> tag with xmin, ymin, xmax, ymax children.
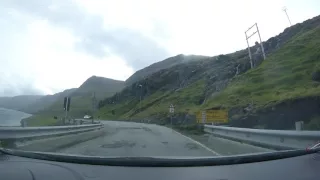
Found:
<box><xmin>228</xmin><ymin>97</ymin><xmax>320</xmax><ymax>129</ymax></box>
<box><xmin>99</xmin><ymin>53</ymin><xmax>249</xmax><ymax>110</ymax></box>
<box><xmin>125</xmin><ymin>54</ymin><xmax>209</xmax><ymax>86</ymax></box>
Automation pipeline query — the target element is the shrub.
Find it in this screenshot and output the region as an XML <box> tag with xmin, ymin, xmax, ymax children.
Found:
<box><xmin>304</xmin><ymin>116</ymin><xmax>320</xmax><ymax>130</ymax></box>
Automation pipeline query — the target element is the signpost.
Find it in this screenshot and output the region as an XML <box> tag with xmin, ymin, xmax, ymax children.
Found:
<box><xmin>21</xmin><ymin>119</ymin><xmax>27</xmax><ymax>127</ymax></box>
<box><xmin>169</xmin><ymin>104</ymin><xmax>174</xmax><ymax>126</ymax></box>
<box><xmin>63</xmin><ymin>97</ymin><xmax>71</xmax><ymax>124</ymax></box>
<box><xmin>201</xmin><ymin>111</ymin><xmax>206</xmax><ymax>123</ymax></box>
<box><xmin>92</xmin><ymin>92</ymin><xmax>96</xmax><ymax>124</ymax></box>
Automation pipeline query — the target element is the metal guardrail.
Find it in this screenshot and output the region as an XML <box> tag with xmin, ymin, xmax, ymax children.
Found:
<box><xmin>0</xmin><ymin>124</ymin><xmax>103</xmax><ymax>141</ymax></box>
<box><xmin>204</xmin><ymin>125</ymin><xmax>320</xmax><ymax>150</ymax></box>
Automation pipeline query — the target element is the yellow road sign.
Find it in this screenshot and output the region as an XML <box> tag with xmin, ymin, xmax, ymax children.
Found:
<box><xmin>196</xmin><ymin>109</ymin><xmax>228</xmax><ymax>123</ymax></box>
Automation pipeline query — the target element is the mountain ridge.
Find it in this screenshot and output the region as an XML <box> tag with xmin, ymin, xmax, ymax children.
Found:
<box><xmin>125</xmin><ymin>54</ymin><xmax>209</xmax><ymax>86</ymax></box>
<box><xmin>97</xmin><ymin>14</ymin><xmax>320</xmax><ymax>130</ymax></box>
<box><xmin>0</xmin><ymin>76</ymin><xmax>124</xmax><ymax>117</ymax></box>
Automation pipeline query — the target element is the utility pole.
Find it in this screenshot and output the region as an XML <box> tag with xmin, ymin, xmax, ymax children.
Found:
<box><xmin>282</xmin><ymin>7</ymin><xmax>292</xmax><ymax>26</ymax></box>
<box><xmin>245</xmin><ymin>32</ymin><xmax>253</xmax><ymax>68</ymax></box>
<box><xmin>92</xmin><ymin>92</ymin><xmax>96</xmax><ymax>124</ymax></box>
<box><xmin>169</xmin><ymin>104</ymin><xmax>174</xmax><ymax>127</ymax></box>
<box><xmin>138</xmin><ymin>84</ymin><xmax>142</xmax><ymax>111</ymax></box>
<box><xmin>256</xmin><ymin>23</ymin><xmax>266</xmax><ymax>60</ymax></box>
<box><xmin>63</xmin><ymin>97</ymin><xmax>71</xmax><ymax>124</ymax></box>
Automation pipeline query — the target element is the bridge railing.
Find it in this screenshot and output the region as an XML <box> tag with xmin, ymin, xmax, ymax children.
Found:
<box><xmin>204</xmin><ymin>125</ymin><xmax>320</xmax><ymax>150</ymax></box>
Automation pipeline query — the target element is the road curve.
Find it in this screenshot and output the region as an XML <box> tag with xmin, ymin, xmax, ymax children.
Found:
<box><xmin>58</xmin><ymin>121</ymin><xmax>218</xmax><ymax>157</ymax></box>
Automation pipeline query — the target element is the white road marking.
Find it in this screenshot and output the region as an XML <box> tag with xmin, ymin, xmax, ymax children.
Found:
<box><xmin>169</xmin><ymin>127</ymin><xmax>220</xmax><ymax>156</ymax></box>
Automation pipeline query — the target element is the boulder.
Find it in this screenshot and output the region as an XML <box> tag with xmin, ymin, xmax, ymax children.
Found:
<box><xmin>312</xmin><ymin>70</ymin><xmax>320</xmax><ymax>82</ymax></box>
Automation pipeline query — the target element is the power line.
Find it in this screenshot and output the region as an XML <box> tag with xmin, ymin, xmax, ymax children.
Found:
<box><xmin>92</xmin><ymin>92</ymin><xmax>96</xmax><ymax>123</ymax></box>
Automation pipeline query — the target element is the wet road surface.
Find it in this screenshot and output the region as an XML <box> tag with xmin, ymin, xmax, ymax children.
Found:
<box><xmin>58</xmin><ymin>121</ymin><xmax>218</xmax><ymax>157</ymax></box>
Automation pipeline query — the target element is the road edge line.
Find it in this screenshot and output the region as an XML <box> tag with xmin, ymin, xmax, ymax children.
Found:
<box><xmin>169</xmin><ymin>128</ymin><xmax>220</xmax><ymax>156</ymax></box>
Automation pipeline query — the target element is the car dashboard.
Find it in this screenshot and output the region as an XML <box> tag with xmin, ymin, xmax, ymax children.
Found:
<box><xmin>0</xmin><ymin>149</ymin><xmax>319</xmax><ymax>180</ymax></box>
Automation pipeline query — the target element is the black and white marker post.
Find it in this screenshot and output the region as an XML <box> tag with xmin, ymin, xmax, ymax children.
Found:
<box><xmin>63</xmin><ymin>97</ymin><xmax>71</xmax><ymax>124</ymax></box>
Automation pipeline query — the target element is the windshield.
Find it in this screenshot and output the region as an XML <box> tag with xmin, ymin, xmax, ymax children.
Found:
<box><xmin>0</xmin><ymin>0</ymin><xmax>320</xmax><ymax>161</ymax></box>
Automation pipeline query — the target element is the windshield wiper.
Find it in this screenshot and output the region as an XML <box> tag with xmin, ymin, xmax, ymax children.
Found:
<box><xmin>0</xmin><ymin>148</ymin><xmax>319</xmax><ymax>167</ymax></box>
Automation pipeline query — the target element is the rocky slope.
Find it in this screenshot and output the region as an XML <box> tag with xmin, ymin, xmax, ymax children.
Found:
<box><xmin>125</xmin><ymin>54</ymin><xmax>208</xmax><ymax>86</ymax></box>
<box><xmin>97</xmin><ymin>15</ymin><xmax>320</xmax><ymax>129</ymax></box>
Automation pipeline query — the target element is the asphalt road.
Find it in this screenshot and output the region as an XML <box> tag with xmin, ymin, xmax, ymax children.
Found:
<box><xmin>58</xmin><ymin>121</ymin><xmax>218</xmax><ymax>157</ymax></box>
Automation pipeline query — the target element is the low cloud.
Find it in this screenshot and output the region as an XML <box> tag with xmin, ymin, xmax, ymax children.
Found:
<box><xmin>0</xmin><ymin>0</ymin><xmax>171</xmax><ymax>96</ymax></box>
<box><xmin>3</xmin><ymin>0</ymin><xmax>169</xmax><ymax>70</ymax></box>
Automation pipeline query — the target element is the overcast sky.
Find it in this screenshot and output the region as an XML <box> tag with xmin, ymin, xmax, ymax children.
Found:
<box><xmin>0</xmin><ymin>0</ymin><xmax>319</xmax><ymax>96</ymax></box>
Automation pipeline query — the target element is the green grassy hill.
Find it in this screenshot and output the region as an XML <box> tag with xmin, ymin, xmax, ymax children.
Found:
<box><xmin>24</xmin><ymin>76</ymin><xmax>124</xmax><ymax>126</ymax></box>
<box><xmin>206</xmin><ymin>27</ymin><xmax>320</xmax><ymax>108</ymax></box>
<box><xmin>97</xmin><ymin>15</ymin><xmax>320</xmax><ymax>129</ymax></box>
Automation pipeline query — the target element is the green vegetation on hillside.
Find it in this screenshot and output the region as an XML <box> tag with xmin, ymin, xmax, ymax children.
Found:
<box><xmin>97</xmin><ymin>16</ymin><xmax>320</xmax><ymax>129</ymax></box>
<box><xmin>98</xmin><ymin>79</ymin><xmax>206</xmax><ymax>120</ymax></box>
<box><xmin>19</xmin><ymin>15</ymin><xmax>320</xmax><ymax>129</ymax></box>
<box><xmin>24</xmin><ymin>115</ymin><xmax>60</xmax><ymax>126</ymax></box>
<box><xmin>205</xmin><ymin>27</ymin><xmax>320</xmax><ymax>109</ymax></box>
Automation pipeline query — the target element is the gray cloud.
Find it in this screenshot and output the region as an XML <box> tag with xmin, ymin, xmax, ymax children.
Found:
<box><xmin>2</xmin><ymin>0</ymin><xmax>170</xmax><ymax>70</ymax></box>
<box><xmin>0</xmin><ymin>76</ymin><xmax>44</xmax><ymax>96</ymax></box>
<box><xmin>0</xmin><ymin>85</ymin><xmax>44</xmax><ymax>97</ymax></box>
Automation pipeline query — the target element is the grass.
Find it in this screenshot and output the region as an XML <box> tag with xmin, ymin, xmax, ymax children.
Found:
<box><xmin>304</xmin><ymin>116</ymin><xmax>320</xmax><ymax>130</ymax></box>
<box><xmin>205</xmin><ymin>27</ymin><xmax>320</xmax><ymax>110</ymax></box>
<box><xmin>25</xmin><ymin>94</ymin><xmax>110</xmax><ymax>126</ymax></box>
<box><xmin>171</xmin><ymin>124</ymin><xmax>204</xmax><ymax>135</ymax></box>
<box><xmin>97</xmin><ymin>79</ymin><xmax>206</xmax><ymax>120</ymax></box>
<box><xmin>95</xmin><ymin>24</ymin><xmax>320</xmax><ymax>127</ymax></box>
<box><xmin>23</xmin><ymin>77</ymin><xmax>124</xmax><ymax>126</ymax></box>
<box><xmin>23</xmin><ymin>115</ymin><xmax>60</xmax><ymax>126</ymax></box>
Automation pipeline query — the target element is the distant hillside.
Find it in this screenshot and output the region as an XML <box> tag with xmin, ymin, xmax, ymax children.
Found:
<box><xmin>25</xmin><ymin>76</ymin><xmax>124</xmax><ymax>126</ymax></box>
<box><xmin>97</xmin><ymin>15</ymin><xmax>320</xmax><ymax>130</ymax></box>
<box><xmin>125</xmin><ymin>54</ymin><xmax>208</xmax><ymax>85</ymax></box>
<box><xmin>0</xmin><ymin>95</ymin><xmax>42</xmax><ymax>112</ymax></box>
<box><xmin>21</xmin><ymin>88</ymin><xmax>77</xmax><ymax>114</ymax></box>
<box><xmin>74</xmin><ymin>76</ymin><xmax>124</xmax><ymax>98</ymax></box>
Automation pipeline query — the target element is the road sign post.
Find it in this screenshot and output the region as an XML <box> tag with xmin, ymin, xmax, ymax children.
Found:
<box><xmin>63</xmin><ymin>97</ymin><xmax>71</xmax><ymax>124</ymax></box>
<box><xmin>201</xmin><ymin>111</ymin><xmax>206</xmax><ymax>124</ymax></box>
<box><xmin>169</xmin><ymin>104</ymin><xmax>175</xmax><ymax>126</ymax></box>
<box><xmin>92</xmin><ymin>92</ymin><xmax>96</xmax><ymax>124</ymax></box>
